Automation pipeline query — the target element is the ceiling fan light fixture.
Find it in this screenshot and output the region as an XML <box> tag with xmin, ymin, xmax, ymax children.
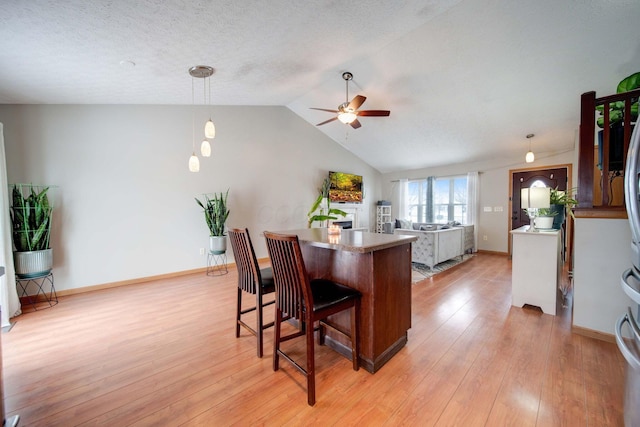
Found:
<box><xmin>338</xmin><ymin>111</ymin><xmax>357</xmax><ymax>124</ymax></box>
<box><xmin>309</xmin><ymin>71</ymin><xmax>390</xmax><ymax>129</ymax></box>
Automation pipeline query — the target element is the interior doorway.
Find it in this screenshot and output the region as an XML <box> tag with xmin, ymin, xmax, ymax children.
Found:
<box><xmin>509</xmin><ymin>164</ymin><xmax>573</xmax><ymax>260</ymax></box>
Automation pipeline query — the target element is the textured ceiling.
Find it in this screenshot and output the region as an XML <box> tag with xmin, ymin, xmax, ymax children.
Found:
<box><xmin>1</xmin><ymin>0</ymin><xmax>640</xmax><ymax>173</ymax></box>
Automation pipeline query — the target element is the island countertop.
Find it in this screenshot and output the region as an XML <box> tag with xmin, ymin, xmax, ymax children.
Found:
<box><xmin>268</xmin><ymin>228</ymin><xmax>417</xmax><ymax>253</ymax></box>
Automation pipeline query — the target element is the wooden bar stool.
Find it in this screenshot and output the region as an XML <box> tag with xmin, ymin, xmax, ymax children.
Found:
<box><xmin>228</xmin><ymin>228</ymin><xmax>275</xmax><ymax>358</ymax></box>
<box><xmin>264</xmin><ymin>231</ymin><xmax>361</xmax><ymax>406</ymax></box>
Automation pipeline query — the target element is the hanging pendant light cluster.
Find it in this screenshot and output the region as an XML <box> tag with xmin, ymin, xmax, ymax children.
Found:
<box><xmin>188</xmin><ymin>65</ymin><xmax>216</xmax><ymax>172</ymax></box>
<box><xmin>525</xmin><ymin>133</ymin><xmax>535</xmax><ymax>163</ymax></box>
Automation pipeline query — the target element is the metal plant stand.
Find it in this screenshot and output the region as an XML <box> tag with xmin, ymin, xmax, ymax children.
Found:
<box><xmin>207</xmin><ymin>251</ymin><xmax>228</xmax><ymax>276</ymax></box>
<box><xmin>16</xmin><ymin>272</ymin><xmax>58</xmax><ymax>311</ymax></box>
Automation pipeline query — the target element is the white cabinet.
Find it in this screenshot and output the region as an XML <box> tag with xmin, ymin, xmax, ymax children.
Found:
<box><xmin>510</xmin><ymin>226</ymin><xmax>561</xmax><ymax>315</ymax></box>
<box><xmin>376</xmin><ymin>205</ymin><xmax>392</xmax><ymax>233</ymax></box>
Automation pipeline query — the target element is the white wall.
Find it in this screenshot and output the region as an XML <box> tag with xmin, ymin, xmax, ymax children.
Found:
<box><xmin>573</xmin><ymin>218</ymin><xmax>635</xmax><ymax>335</ymax></box>
<box><xmin>381</xmin><ymin>150</ymin><xmax>575</xmax><ymax>253</ymax></box>
<box><xmin>0</xmin><ymin>105</ymin><xmax>380</xmax><ymax>292</ymax></box>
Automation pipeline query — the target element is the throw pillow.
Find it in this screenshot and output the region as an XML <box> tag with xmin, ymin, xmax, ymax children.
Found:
<box><xmin>398</xmin><ymin>219</ymin><xmax>412</xmax><ymax>229</ymax></box>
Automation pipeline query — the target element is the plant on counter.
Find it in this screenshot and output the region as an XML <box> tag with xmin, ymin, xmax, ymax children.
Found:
<box><xmin>595</xmin><ymin>71</ymin><xmax>640</xmax><ymax>128</ymax></box>
<box><xmin>550</xmin><ymin>187</ymin><xmax>578</xmax><ymax>219</ymax></box>
<box><xmin>535</xmin><ymin>207</ymin><xmax>558</xmax><ymax>217</ymax></box>
<box><xmin>307</xmin><ymin>177</ymin><xmax>347</xmax><ymax>228</ymax></box>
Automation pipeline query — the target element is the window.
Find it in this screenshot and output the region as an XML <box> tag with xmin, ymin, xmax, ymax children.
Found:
<box><xmin>407</xmin><ymin>175</ymin><xmax>468</xmax><ymax>224</ymax></box>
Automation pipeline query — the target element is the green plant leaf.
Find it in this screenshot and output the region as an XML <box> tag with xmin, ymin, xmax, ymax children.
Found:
<box><xmin>10</xmin><ymin>184</ymin><xmax>52</xmax><ymax>251</ymax></box>
<box><xmin>617</xmin><ymin>72</ymin><xmax>640</xmax><ymax>93</ymax></box>
<box><xmin>307</xmin><ymin>194</ymin><xmax>323</xmax><ymax>217</ymax></box>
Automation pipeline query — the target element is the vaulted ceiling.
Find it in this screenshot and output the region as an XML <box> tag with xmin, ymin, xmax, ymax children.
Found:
<box><xmin>1</xmin><ymin>0</ymin><xmax>639</xmax><ymax>173</ymax></box>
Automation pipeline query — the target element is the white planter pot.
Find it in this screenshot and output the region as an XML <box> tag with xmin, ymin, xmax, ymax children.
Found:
<box><xmin>14</xmin><ymin>249</ymin><xmax>53</xmax><ymax>278</ymax></box>
<box><xmin>210</xmin><ymin>236</ymin><xmax>227</xmax><ymax>254</ymax></box>
<box><xmin>534</xmin><ymin>216</ymin><xmax>554</xmax><ymax>229</ymax></box>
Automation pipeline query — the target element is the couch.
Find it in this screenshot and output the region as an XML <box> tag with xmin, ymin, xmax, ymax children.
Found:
<box><xmin>391</xmin><ymin>221</ymin><xmax>474</xmax><ymax>270</ymax></box>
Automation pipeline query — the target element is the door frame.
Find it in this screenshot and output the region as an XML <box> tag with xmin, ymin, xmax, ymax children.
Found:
<box><xmin>508</xmin><ymin>163</ymin><xmax>573</xmax><ymax>260</ymax></box>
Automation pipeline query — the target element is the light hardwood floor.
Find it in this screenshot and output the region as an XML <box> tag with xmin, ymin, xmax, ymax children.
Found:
<box><xmin>2</xmin><ymin>253</ymin><xmax>625</xmax><ymax>426</ymax></box>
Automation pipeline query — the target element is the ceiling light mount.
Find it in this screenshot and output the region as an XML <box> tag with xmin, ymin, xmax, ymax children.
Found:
<box><xmin>189</xmin><ymin>65</ymin><xmax>215</xmax><ymax>79</ymax></box>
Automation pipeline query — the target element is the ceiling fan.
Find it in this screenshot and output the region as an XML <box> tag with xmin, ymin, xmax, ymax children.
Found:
<box><xmin>310</xmin><ymin>71</ymin><xmax>390</xmax><ymax>129</ymax></box>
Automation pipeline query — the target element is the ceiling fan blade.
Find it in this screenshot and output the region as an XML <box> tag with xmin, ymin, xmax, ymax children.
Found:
<box><xmin>348</xmin><ymin>95</ymin><xmax>366</xmax><ymax>111</ymax></box>
<box><xmin>310</xmin><ymin>108</ymin><xmax>339</xmax><ymax>113</ymax></box>
<box><xmin>357</xmin><ymin>110</ymin><xmax>391</xmax><ymax>117</ymax></box>
<box><xmin>316</xmin><ymin>117</ymin><xmax>338</xmax><ymax>126</ymax></box>
<box><xmin>350</xmin><ymin>119</ymin><xmax>362</xmax><ymax>129</ymax></box>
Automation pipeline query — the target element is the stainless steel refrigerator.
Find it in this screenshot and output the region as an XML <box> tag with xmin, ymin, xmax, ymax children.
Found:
<box><xmin>618</xmin><ymin>122</ymin><xmax>640</xmax><ymax>426</ymax></box>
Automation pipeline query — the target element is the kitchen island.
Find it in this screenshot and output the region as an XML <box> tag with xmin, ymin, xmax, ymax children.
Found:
<box><xmin>272</xmin><ymin>228</ymin><xmax>417</xmax><ymax>373</ymax></box>
<box><xmin>510</xmin><ymin>225</ymin><xmax>562</xmax><ymax>315</ymax></box>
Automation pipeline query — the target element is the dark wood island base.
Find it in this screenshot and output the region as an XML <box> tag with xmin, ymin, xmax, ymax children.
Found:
<box><xmin>275</xmin><ymin>228</ymin><xmax>417</xmax><ymax>374</ymax></box>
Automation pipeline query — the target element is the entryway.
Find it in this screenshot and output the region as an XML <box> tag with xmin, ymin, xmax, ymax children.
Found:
<box><xmin>508</xmin><ymin>164</ymin><xmax>573</xmax><ymax>260</ymax></box>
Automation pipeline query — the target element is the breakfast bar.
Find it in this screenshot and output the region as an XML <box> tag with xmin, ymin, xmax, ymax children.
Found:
<box><xmin>280</xmin><ymin>228</ymin><xmax>417</xmax><ymax>373</ymax></box>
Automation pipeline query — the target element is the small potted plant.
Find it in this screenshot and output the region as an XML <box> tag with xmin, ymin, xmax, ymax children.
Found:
<box><xmin>549</xmin><ymin>187</ymin><xmax>578</xmax><ymax>229</ymax></box>
<box><xmin>596</xmin><ymin>72</ymin><xmax>639</xmax><ymax>170</ymax></box>
<box><xmin>533</xmin><ymin>207</ymin><xmax>557</xmax><ymax>230</ymax></box>
<box><xmin>10</xmin><ymin>184</ymin><xmax>54</xmax><ymax>278</ymax></box>
<box><xmin>195</xmin><ymin>190</ymin><xmax>230</xmax><ymax>254</ymax></box>
<box><xmin>307</xmin><ymin>177</ymin><xmax>347</xmax><ymax>228</ymax></box>
<box><xmin>596</xmin><ymin>72</ymin><xmax>640</xmax><ymax>129</ymax></box>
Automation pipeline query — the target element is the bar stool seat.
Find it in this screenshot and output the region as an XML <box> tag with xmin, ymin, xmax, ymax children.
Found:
<box><xmin>228</xmin><ymin>228</ymin><xmax>275</xmax><ymax>358</ymax></box>
<box><xmin>264</xmin><ymin>231</ymin><xmax>361</xmax><ymax>406</ymax></box>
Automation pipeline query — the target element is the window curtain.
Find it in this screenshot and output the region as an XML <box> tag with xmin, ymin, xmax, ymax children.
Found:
<box><xmin>426</xmin><ymin>176</ymin><xmax>435</xmax><ymax>223</ymax></box>
<box><xmin>0</xmin><ymin>123</ymin><xmax>21</xmax><ymax>327</ymax></box>
<box><xmin>466</xmin><ymin>171</ymin><xmax>479</xmax><ymax>252</ymax></box>
<box><xmin>397</xmin><ymin>178</ymin><xmax>408</xmax><ymax>220</ymax></box>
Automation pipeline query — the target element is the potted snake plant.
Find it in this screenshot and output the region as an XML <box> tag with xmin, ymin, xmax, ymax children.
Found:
<box><xmin>10</xmin><ymin>184</ymin><xmax>54</xmax><ymax>278</ymax></box>
<box><xmin>195</xmin><ymin>190</ymin><xmax>230</xmax><ymax>254</ymax></box>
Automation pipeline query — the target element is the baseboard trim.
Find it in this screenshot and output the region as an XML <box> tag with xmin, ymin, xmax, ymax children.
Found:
<box><xmin>571</xmin><ymin>325</ymin><xmax>615</xmax><ymax>343</ymax></box>
<box><xmin>56</xmin><ymin>261</ymin><xmax>239</xmax><ymax>298</ymax></box>
<box><xmin>476</xmin><ymin>249</ymin><xmax>508</xmax><ymax>256</ymax></box>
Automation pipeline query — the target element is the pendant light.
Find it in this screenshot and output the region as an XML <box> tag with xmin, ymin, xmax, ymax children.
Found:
<box><xmin>204</xmin><ymin>73</ymin><xmax>215</xmax><ymax>139</ymax></box>
<box><xmin>189</xmin><ymin>152</ymin><xmax>200</xmax><ymax>172</ymax></box>
<box><xmin>525</xmin><ymin>133</ymin><xmax>535</xmax><ymax>163</ymax></box>
<box><xmin>202</xmin><ymin>72</ymin><xmax>214</xmax><ymax>154</ymax></box>
<box><xmin>189</xmin><ymin>65</ymin><xmax>215</xmax><ymax>161</ymax></box>
<box><xmin>188</xmin><ymin>76</ymin><xmax>200</xmax><ymax>172</ymax></box>
<box><xmin>200</xmin><ymin>139</ymin><xmax>212</xmax><ymax>157</ymax></box>
<box><xmin>187</xmin><ymin>70</ymin><xmax>202</xmax><ymax>172</ymax></box>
